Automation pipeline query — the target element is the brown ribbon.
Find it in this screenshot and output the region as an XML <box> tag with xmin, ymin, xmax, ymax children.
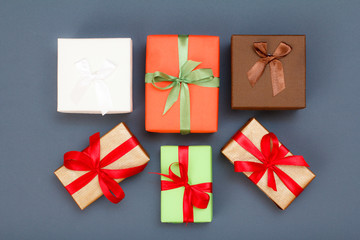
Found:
<box><xmin>247</xmin><ymin>42</ymin><xmax>292</xmax><ymax>96</ymax></box>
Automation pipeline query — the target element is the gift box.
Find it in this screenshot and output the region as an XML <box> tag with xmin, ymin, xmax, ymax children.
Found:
<box><xmin>157</xmin><ymin>146</ymin><xmax>213</xmax><ymax>223</ymax></box>
<box><xmin>221</xmin><ymin>118</ymin><xmax>315</xmax><ymax>210</ymax></box>
<box><xmin>231</xmin><ymin>35</ymin><xmax>306</xmax><ymax>110</ymax></box>
<box><xmin>57</xmin><ymin>38</ymin><xmax>133</xmax><ymax>115</ymax></box>
<box><xmin>54</xmin><ymin>122</ymin><xmax>150</xmax><ymax>210</ymax></box>
<box><xmin>145</xmin><ymin>35</ymin><xmax>220</xmax><ymax>134</ymax></box>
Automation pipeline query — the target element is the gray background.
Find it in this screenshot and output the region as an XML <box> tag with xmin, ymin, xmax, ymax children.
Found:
<box><xmin>0</xmin><ymin>0</ymin><xmax>359</xmax><ymax>239</ymax></box>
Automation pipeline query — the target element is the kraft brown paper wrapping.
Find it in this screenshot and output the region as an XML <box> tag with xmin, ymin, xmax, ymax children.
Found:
<box><xmin>221</xmin><ymin>118</ymin><xmax>315</xmax><ymax>210</ymax></box>
<box><xmin>54</xmin><ymin>123</ymin><xmax>150</xmax><ymax>210</ymax></box>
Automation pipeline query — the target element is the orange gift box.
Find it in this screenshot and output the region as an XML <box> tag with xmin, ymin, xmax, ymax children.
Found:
<box><xmin>145</xmin><ymin>35</ymin><xmax>220</xmax><ymax>133</ymax></box>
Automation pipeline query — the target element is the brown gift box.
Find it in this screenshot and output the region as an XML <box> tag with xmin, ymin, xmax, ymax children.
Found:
<box><xmin>221</xmin><ymin>118</ymin><xmax>315</xmax><ymax>210</ymax></box>
<box><xmin>231</xmin><ymin>35</ymin><xmax>306</xmax><ymax>110</ymax></box>
<box><xmin>54</xmin><ymin>123</ymin><xmax>150</xmax><ymax>210</ymax></box>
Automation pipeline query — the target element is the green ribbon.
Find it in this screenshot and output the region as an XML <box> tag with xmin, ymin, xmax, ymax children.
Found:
<box><xmin>145</xmin><ymin>35</ymin><xmax>220</xmax><ymax>135</ymax></box>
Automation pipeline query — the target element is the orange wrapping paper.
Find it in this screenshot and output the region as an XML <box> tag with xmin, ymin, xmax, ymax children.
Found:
<box><xmin>145</xmin><ymin>35</ymin><xmax>220</xmax><ymax>133</ymax></box>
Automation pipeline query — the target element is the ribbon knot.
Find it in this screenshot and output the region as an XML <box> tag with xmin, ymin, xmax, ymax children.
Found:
<box><xmin>263</xmin><ymin>55</ymin><xmax>276</xmax><ymax>64</ymax></box>
<box><xmin>174</xmin><ymin>77</ymin><xmax>189</xmax><ymax>84</ymax></box>
<box><xmin>265</xmin><ymin>162</ymin><xmax>273</xmax><ymax>168</ymax></box>
<box><xmin>63</xmin><ymin>132</ymin><xmax>148</xmax><ymax>204</ymax></box>
<box><xmin>233</xmin><ymin>132</ymin><xmax>309</xmax><ymax>196</ymax></box>
<box><xmin>247</xmin><ymin>42</ymin><xmax>292</xmax><ymax>96</ymax></box>
<box><xmin>71</xmin><ymin>59</ymin><xmax>117</xmax><ymax>115</ymax></box>
<box><xmin>150</xmin><ymin>146</ymin><xmax>212</xmax><ymax>223</ymax></box>
<box><xmin>93</xmin><ymin>166</ymin><xmax>101</xmax><ymax>174</ymax></box>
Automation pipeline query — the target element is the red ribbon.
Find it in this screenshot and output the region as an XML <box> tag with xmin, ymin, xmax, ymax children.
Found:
<box><xmin>64</xmin><ymin>133</ymin><xmax>148</xmax><ymax>204</ymax></box>
<box><xmin>232</xmin><ymin>132</ymin><xmax>309</xmax><ymax>196</ymax></box>
<box><xmin>152</xmin><ymin>146</ymin><xmax>212</xmax><ymax>223</ymax></box>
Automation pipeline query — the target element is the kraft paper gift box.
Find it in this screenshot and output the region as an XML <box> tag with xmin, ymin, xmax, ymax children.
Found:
<box><xmin>159</xmin><ymin>146</ymin><xmax>213</xmax><ymax>223</ymax></box>
<box><xmin>54</xmin><ymin>122</ymin><xmax>150</xmax><ymax>210</ymax></box>
<box><xmin>57</xmin><ymin>38</ymin><xmax>132</xmax><ymax>115</ymax></box>
<box><xmin>231</xmin><ymin>35</ymin><xmax>306</xmax><ymax>110</ymax></box>
<box><xmin>221</xmin><ymin>118</ymin><xmax>315</xmax><ymax>210</ymax></box>
<box><xmin>145</xmin><ymin>35</ymin><xmax>220</xmax><ymax>134</ymax></box>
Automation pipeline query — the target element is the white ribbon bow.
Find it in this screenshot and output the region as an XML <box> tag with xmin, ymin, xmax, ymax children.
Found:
<box><xmin>71</xmin><ymin>59</ymin><xmax>117</xmax><ymax>115</ymax></box>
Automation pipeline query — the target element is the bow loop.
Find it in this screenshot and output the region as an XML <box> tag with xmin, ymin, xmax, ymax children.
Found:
<box><xmin>150</xmin><ymin>72</ymin><xmax>178</xmax><ymax>89</ymax></box>
<box><xmin>233</xmin><ymin>132</ymin><xmax>308</xmax><ymax>197</ymax></box>
<box><xmin>98</xmin><ymin>172</ymin><xmax>125</xmax><ymax>204</ymax></box>
<box><xmin>260</xmin><ymin>132</ymin><xmax>280</xmax><ymax>163</ymax></box>
<box><xmin>253</xmin><ymin>42</ymin><xmax>268</xmax><ymax>58</ymax></box>
<box><xmin>190</xmin><ymin>185</ymin><xmax>211</xmax><ymax>209</ymax></box>
<box><xmin>247</xmin><ymin>42</ymin><xmax>292</xmax><ymax>96</ymax></box>
<box><xmin>149</xmin><ymin>163</ymin><xmax>187</xmax><ymax>186</ymax></box>
<box><xmin>64</xmin><ymin>151</ymin><xmax>95</xmax><ymax>171</ymax></box>
<box><xmin>84</xmin><ymin>132</ymin><xmax>101</xmax><ymax>167</ymax></box>
<box><xmin>273</xmin><ymin>42</ymin><xmax>292</xmax><ymax>58</ymax></box>
<box><xmin>169</xmin><ymin>162</ymin><xmax>188</xmax><ymax>184</ymax></box>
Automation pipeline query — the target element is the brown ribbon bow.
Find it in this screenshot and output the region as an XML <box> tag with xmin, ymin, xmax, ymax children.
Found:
<box><xmin>247</xmin><ymin>42</ymin><xmax>292</xmax><ymax>96</ymax></box>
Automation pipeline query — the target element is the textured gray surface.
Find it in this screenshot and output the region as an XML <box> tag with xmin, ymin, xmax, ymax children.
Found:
<box><xmin>0</xmin><ymin>0</ymin><xmax>359</xmax><ymax>239</ymax></box>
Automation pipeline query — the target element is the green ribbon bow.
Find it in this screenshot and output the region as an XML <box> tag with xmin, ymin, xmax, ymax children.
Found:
<box><xmin>145</xmin><ymin>35</ymin><xmax>220</xmax><ymax>135</ymax></box>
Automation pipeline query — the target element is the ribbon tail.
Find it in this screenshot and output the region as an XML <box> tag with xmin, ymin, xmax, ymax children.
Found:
<box><xmin>267</xmin><ymin>169</ymin><xmax>277</xmax><ymax>191</ymax></box>
<box><xmin>269</xmin><ymin>60</ymin><xmax>286</xmax><ymax>96</ymax></box>
<box><xmin>248</xmin><ymin>170</ymin><xmax>266</xmax><ymax>185</ymax></box>
<box><xmin>183</xmin><ymin>187</ymin><xmax>194</xmax><ymax>223</ymax></box>
<box><xmin>180</xmin><ymin>83</ymin><xmax>191</xmax><ymax>135</ymax></box>
<box><xmin>94</xmin><ymin>80</ymin><xmax>113</xmax><ymax>115</ymax></box>
<box><xmin>163</xmin><ymin>83</ymin><xmax>180</xmax><ymax>115</ymax></box>
<box><xmin>247</xmin><ymin>61</ymin><xmax>267</xmax><ymax>87</ymax></box>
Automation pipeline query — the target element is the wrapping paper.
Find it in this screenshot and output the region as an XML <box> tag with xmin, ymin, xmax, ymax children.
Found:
<box><xmin>54</xmin><ymin>123</ymin><xmax>150</xmax><ymax>210</ymax></box>
<box><xmin>221</xmin><ymin>118</ymin><xmax>315</xmax><ymax>210</ymax></box>
<box><xmin>145</xmin><ymin>35</ymin><xmax>220</xmax><ymax>133</ymax></box>
<box><xmin>160</xmin><ymin>146</ymin><xmax>213</xmax><ymax>223</ymax></box>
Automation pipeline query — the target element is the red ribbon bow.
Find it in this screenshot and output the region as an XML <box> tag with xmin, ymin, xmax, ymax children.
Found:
<box><xmin>152</xmin><ymin>146</ymin><xmax>212</xmax><ymax>223</ymax></box>
<box><xmin>64</xmin><ymin>132</ymin><xmax>147</xmax><ymax>204</ymax></box>
<box><xmin>233</xmin><ymin>132</ymin><xmax>309</xmax><ymax>196</ymax></box>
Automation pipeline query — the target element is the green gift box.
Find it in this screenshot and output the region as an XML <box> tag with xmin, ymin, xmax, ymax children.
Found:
<box><xmin>160</xmin><ymin>145</ymin><xmax>213</xmax><ymax>223</ymax></box>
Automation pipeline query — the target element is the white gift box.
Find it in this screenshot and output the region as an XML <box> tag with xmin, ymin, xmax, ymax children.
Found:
<box><xmin>57</xmin><ymin>38</ymin><xmax>132</xmax><ymax>115</ymax></box>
